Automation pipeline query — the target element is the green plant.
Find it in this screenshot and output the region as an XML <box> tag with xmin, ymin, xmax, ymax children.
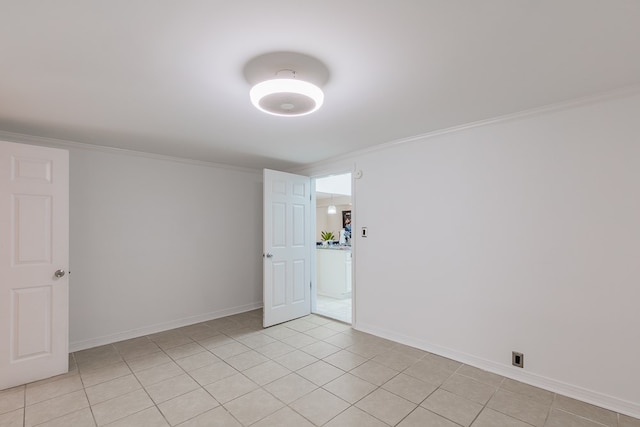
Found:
<box><xmin>321</xmin><ymin>231</ymin><xmax>335</xmax><ymax>241</ymax></box>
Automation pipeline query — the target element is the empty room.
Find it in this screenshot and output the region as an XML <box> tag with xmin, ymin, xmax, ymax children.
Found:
<box><xmin>1</xmin><ymin>1</ymin><xmax>639</xmax><ymax>426</ymax></box>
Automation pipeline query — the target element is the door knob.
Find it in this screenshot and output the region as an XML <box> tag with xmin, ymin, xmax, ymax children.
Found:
<box><xmin>54</xmin><ymin>269</ymin><xmax>66</xmax><ymax>278</ymax></box>
<box><xmin>265</xmin><ymin>253</ymin><xmax>274</xmax><ymax>258</ymax></box>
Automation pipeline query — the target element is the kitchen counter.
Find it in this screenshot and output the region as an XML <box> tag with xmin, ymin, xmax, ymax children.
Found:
<box><xmin>317</xmin><ymin>245</ymin><xmax>351</xmax><ymax>251</ymax></box>
<box><xmin>316</xmin><ymin>247</ymin><xmax>352</xmax><ymax>299</ymax></box>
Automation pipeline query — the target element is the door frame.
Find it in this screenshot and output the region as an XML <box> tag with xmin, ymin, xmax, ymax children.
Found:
<box><xmin>310</xmin><ymin>169</ymin><xmax>356</xmax><ymax>327</ymax></box>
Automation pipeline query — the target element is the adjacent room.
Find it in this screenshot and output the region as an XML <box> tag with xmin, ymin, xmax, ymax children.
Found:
<box><xmin>1</xmin><ymin>1</ymin><xmax>639</xmax><ymax>426</ymax></box>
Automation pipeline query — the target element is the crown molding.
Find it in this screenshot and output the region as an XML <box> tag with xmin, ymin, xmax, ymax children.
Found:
<box><xmin>0</xmin><ymin>130</ymin><xmax>262</xmax><ymax>175</ymax></box>
<box><xmin>293</xmin><ymin>83</ymin><xmax>640</xmax><ymax>175</ymax></box>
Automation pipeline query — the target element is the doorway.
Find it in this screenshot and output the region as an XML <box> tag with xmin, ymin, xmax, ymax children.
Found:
<box><xmin>313</xmin><ymin>173</ymin><xmax>353</xmax><ymax>323</ymax></box>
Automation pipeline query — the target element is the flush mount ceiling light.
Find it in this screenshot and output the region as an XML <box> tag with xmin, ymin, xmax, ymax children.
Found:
<box><xmin>250</xmin><ymin>70</ymin><xmax>324</xmax><ymax>117</ymax></box>
<box><xmin>244</xmin><ymin>51</ymin><xmax>330</xmax><ymax>118</ymax></box>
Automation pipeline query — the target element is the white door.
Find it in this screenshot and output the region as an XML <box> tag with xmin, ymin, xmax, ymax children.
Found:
<box><xmin>263</xmin><ymin>169</ymin><xmax>311</xmax><ymax>327</ymax></box>
<box><xmin>0</xmin><ymin>141</ymin><xmax>69</xmax><ymax>390</ymax></box>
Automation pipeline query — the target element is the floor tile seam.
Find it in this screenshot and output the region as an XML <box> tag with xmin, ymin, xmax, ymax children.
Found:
<box><xmin>85</xmin><ymin>378</ymin><xmax>145</xmax><ymax>407</ymax></box>
<box><xmin>444</xmin><ymin>370</ymin><xmax>502</xmax><ymax>401</ymax></box>
<box><xmin>550</xmin><ymin>394</ymin><xmax>619</xmax><ymax>426</ymax></box>
<box><xmin>209</xmin><ymin>335</ymin><xmax>257</xmax><ymax>359</ymax></box>
<box><xmin>549</xmin><ymin>407</ymin><xmax>615</xmax><ymax>427</ymax></box>
<box><xmin>28</xmin><ymin>406</ymin><xmax>94</xmax><ymax>427</ymax></box>
<box><xmin>100</xmin><ymin>401</ymin><xmax>160</xmax><ymax>427</ymax></box>
<box><xmin>181</xmin><ymin>353</ymin><xmax>254</xmax><ymax>402</ymax></box>
<box><xmin>472</xmin><ymin>371</ymin><xmax>502</xmax><ymax>425</ymax></box>
<box><xmin>21</xmin><ymin>379</ymin><xmax>27</xmax><ymax>426</ymax></box>
<box><xmin>426</xmin><ymin>366</ymin><xmax>495</xmax><ymax>427</ymax></box>
<box><xmin>404</xmin><ymin>406</ymin><xmax>467</xmax><ymax>427</ymax></box>
<box><xmin>76</xmin><ymin>359</ymin><xmax>126</xmax><ymax>374</ymax></box>
<box><xmin>320</xmin><ymin>371</ymin><xmax>379</xmax><ymax>405</ymax></box>
<box><xmin>73</xmin><ymin>343</ymin><xmax>118</xmax><ymax>358</ymax></box>
<box><xmin>539</xmin><ymin>396</ymin><xmax>555</xmax><ymax>427</ymax></box>
<box><xmin>362</xmin><ymin>368</ymin><xmax>418</xmax><ymax>405</ymax></box>
<box><xmin>153</xmin><ymin>388</ymin><xmax>222</xmax><ymax>424</ymax></box>
<box><xmin>177</xmin><ymin>405</ymin><xmax>239</xmax><ymax>427</ymax></box>
<box><xmin>78</xmin><ymin>366</ymin><xmax>133</xmax><ymax>391</ymax></box>
<box><xmin>165</xmin><ymin>347</ymin><xmax>210</xmax><ymax>364</ymax></box>
<box><xmin>489</xmin><ymin>384</ymin><xmax>555</xmax><ymax>426</ymax></box>
<box><xmin>123</xmin><ymin>345</ymin><xmax>193</xmax><ymax>395</ymax></box>
<box><xmin>401</xmin><ymin>371</ymin><xmax>441</xmax><ymax>409</ymax></box>
<box><xmin>25</xmin><ymin>386</ymin><xmax>92</xmax><ymax>426</ymax></box>
<box><xmin>139</xmin><ymin>380</ymin><xmax>205</xmax><ymax>407</ymax></box>
<box><xmin>452</xmin><ymin>363</ymin><xmax>508</xmax><ymax>387</ymax></box>
<box><xmin>353</xmin><ymin>395</ymin><xmax>406</xmax><ymax>427</ymax></box>
<box><xmin>465</xmin><ymin>380</ymin><xmax>541</xmax><ymax>427</ymax></box>
<box><xmin>284</xmin><ymin>387</ymin><xmax>354</xmax><ymax>427</ymax></box>
<box><xmin>111</xmin><ymin>336</ymin><xmax>156</xmax><ymax>352</ymax></box>
<box><xmin>100</xmin><ymin>380</ymin><xmax>171</xmax><ymax>427</ymax></box>
<box><xmin>315</xmin><ymin>403</ymin><xmax>356</xmax><ymax>427</ymax></box>
<box><xmin>499</xmin><ymin>380</ymin><xmax>556</xmax><ymax>404</ymax></box>
<box><xmin>23</xmin><ymin>377</ymin><xmax>87</xmax><ymax>409</ymax></box>
<box><xmin>217</xmin><ymin>382</ymin><xmax>290</xmax><ymax>425</ymax></box>
<box><xmin>85</xmin><ymin>393</ymin><xmax>99</xmax><ymax>427</ymax></box>
<box><xmin>0</xmin><ymin>393</ymin><xmax>21</xmax><ymax>419</ymax></box>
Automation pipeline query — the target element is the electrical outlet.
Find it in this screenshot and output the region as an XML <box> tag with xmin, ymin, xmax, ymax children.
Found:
<box><xmin>512</xmin><ymin>351</ymin><xmax>524</xmax><ymax>368</ymax></box>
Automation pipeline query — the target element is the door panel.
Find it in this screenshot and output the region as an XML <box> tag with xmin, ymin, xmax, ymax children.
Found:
<box><xmin>0</xmin><ymin>141</ymin><xmax>69</xmax><ymax>390</ymax></box>
<box><xmin>14</xmin><ymin>194</ymin><xmax>53</xmax><ymax>264</ymax></box>
<box><xmin>12</xmin><ymin>286</ymin><xmax>52</xmax><ymax>359</ymax></box>
<box><xmin>263</xmin><ymin>169</ymin><xmax>311</xmax><ymax>327</ymax></box>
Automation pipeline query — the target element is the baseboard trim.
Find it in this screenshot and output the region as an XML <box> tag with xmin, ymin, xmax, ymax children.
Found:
<box><xmin>355</xmin><ymin>321</ymin><xmax>640</xmax><ymax>420</ymax></box>
<box><xmin>69</xmin><ymin>302</ymin><xmax>263</xmax><ymax>352</ymax></box>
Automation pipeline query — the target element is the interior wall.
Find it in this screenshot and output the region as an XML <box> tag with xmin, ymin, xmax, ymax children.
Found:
<box><xmin>64</xmin><ymin>146</ymin><xmax>263</xmax><ymax>349</ymax></box>
<box><xmin>299</xmin><ymin>90</ymin><xmax>640</xmax><ymax>417</ymax></box>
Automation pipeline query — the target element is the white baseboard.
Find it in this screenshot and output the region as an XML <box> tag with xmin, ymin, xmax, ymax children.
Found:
<box><xmin>355</xmin><ymin>321</ymin><xmax>640</xmax><ymax>420</ymax></box>
<box><xmin>69</xmin><ymin>302</ymin><xmax>263</xmax><ymax>352</ymax></box>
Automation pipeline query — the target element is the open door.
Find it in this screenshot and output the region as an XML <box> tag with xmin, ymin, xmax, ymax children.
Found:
<box><xmin>263</xmin><ymin>169</ymin><xmax>311</xmax><ymax>327</ymax></box>
<box><xmin>0</xmin><ymin>141</ymin><xmax>69</xmax><ymax>389</ymax></box>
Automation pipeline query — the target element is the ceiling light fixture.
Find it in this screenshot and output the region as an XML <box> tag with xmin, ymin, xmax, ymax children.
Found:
<box><xmin>250</xmin><ymin>69</ymin><xmax>324</xmax><ymax>117</ymax></box>
<box><xmin>327</xmin><ymin>194</ymin><xmax>337</xmax><ymax>214</ymax></box>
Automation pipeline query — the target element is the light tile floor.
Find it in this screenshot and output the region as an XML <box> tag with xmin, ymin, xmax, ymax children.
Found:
<box><xmin>315</xmin><ymin>295</ymin><xmax>352</xmax><ymax>324</ymax></box>
<box><xmin>1</xmin><ymin>310</ymin><xmax>639</xmax><ymax>427</ymax></box>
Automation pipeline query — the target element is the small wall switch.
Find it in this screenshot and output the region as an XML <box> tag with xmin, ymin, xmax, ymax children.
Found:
<box><xmin>361</xmin><ymin>227</ymin><xmax>368</xmax><ymax>238</ymax></box>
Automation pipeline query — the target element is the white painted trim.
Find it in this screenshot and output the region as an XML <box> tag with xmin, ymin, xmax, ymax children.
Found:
<box><xmin>290</xmin><ymin>83</ymin><xmax>640</xmax><ymax>175</ymax></box>
<box><xmin>0</xmin><ymin>130</ymin><xmax>262</xmax><ymax>174</ymax></box>
<box><xmin>307</xmin><ymin>166</ymin><xmax>358</xmax><ymax>327</ymax></box>
<box><xmin>69</xmin><ymin>302</ymin><xmax>263</xmax><ymax>352</ymax></box>
<box><xmin>355</xmin><ymin>321</ymin><xmax>640</xmax><ymax>420</ymax></box>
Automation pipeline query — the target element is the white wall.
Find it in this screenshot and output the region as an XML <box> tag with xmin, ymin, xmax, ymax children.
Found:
<box><xmin>67</xmin><ymin>147</ymin><xmax>263</xmax><ymax>349</ymax></box>
<box><xmin>299</xmin><ymin>90</ymin><xmax>640</xmax><ymax>417</ymax></box>
<box><xmin>0</xmin><ymin>132</ymin><xmax>265</xmax><ymax>351</ymax></box>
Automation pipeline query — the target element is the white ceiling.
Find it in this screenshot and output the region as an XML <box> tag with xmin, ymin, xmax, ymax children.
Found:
<box><xmin>316</xmin><ymin>173</ymin><xmax>351</xmax><ymax>197</ymax></box>
<box><xmin>1</xmin><ymin>1</ymin><xmax>639</xmax><ymax>170</ymax></box>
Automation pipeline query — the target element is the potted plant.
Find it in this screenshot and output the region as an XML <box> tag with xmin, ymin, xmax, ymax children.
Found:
<box><xmin>321</xmin><ymin>231</ymin><xmax>335</xmax><ymax>246</ymax></box>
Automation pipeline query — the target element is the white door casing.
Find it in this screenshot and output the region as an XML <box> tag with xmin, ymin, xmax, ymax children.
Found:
<box><xmin>0</xmin><ymin>141</ymin><xmax>69</xmax><ymax>390</ymax></box>
<box><xmin>263</xmin><ymin>169</ymin><xmax>311</xmax><ymax>327</ymax></box>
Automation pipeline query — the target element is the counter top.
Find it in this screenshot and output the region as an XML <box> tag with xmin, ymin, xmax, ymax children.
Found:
<box><xmin>317</xmin><ymin>245</ymin><xmax>351</xmax><ymax>251</ymax></box>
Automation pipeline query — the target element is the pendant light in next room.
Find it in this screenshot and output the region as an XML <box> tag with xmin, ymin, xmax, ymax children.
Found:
<box><xmin>327</xmin><ymin>195</ymin><xmax>337</xmax><ymax>215</ymax></box>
